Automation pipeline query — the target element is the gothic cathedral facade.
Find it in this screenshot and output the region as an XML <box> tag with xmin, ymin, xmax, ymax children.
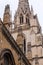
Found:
<box><xmin>0</xmin><ymin>0</ymin><xmax>43</xmax><ymax>65</ymax></box>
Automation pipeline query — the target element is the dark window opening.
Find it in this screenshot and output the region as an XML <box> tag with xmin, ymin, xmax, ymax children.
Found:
<box><xmin>33</xmin><ymin>15</ymin><xmax>37</xmax><ymax>19</ymax></box>
<box><xmin>20</xmin><ymin>14</ymin><xmax>23</xmax><ymax>24</ymax></box>
<box><xmin>4</xmin><ymin>55</ymin><xmax>9</xmax><ymax>65</ymax></box>
<box><xmin>26</xmin><ymin>18</ymin><xmax>30</xmax><ymax>26</ymax></box>
<box><xmin>2</xmin><ymin>53</ymin><xmax>14</xmax><ymax>65</ymax></box>
<box><xmin>24</xmin><ymin>39</ymin><xmax>26</xmax><ymax>54</ymax></box>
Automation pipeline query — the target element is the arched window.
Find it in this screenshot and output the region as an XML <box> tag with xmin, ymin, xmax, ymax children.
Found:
<box><xmin>1</xmin><ymin>49</ymin><xmax>16</xmax><ymax>65</ymax></box>
<box><xmin>26</xmin><ymin>14</ymin><xmax>30</xmax><ymax>26</ymax></box>
<box><xmin>20</xmin><ymin>14</ymin><xmax>23</xmax><ymax>24</ymax></box>
<box><xmin>4</xmin><ymin>53</ymin><xmax>9</xmax><ymax>65</ymax></box>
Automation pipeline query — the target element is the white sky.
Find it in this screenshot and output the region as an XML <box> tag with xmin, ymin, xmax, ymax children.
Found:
<box><xmin>0</xmin><ymin>0</ymin><xmax>43</xmax><ymax>33</ymax></box>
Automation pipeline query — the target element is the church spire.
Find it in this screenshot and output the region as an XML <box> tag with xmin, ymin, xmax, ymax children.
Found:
<box><xmin>15</xmin><ymin>0</ymin><xmax>30</xmax><ymax>15</ymax></box>
<box><xmin>14</xmin><ymin>0</ymin><xmax>31</xmax><ymax>30</ymax></box>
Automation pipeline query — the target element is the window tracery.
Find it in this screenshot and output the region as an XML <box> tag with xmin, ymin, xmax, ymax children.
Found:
<box><xmin>26</xmin><ymin>14</ymin><xmax>30</xmax><ymax>26</ymax></box>
<box><xmin>20</xmin><ymin>14</ymin><xmax>23</xmax><ymax>24</ymax></box>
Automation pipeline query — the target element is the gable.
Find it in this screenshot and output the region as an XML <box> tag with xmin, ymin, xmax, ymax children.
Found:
<box><xmin>0</xmin><ymin>21</ymin><xmax>31</xmax><ymax>65</ymax></box>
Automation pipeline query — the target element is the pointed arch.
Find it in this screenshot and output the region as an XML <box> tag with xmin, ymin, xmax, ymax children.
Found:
<box><xmin>26</xmin><ymin>14</ymin><xmax>30</xmax><ymax>26</ymax></box>
<box><xmin>19</xmin><ymin>14</ymin><xmax>24</xmax><ymax>24</ymax></box>
<box><xmin>1</xmin><ymin>49</ymin><xmax>16</xmax><ymax>65</ymax></box>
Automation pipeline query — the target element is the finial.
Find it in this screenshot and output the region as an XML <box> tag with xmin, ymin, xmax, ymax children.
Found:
<box><xmin>5</xmin><ymin>4</ymin><xmax>10</xmax><ymax>12</ymax></box>
<box><xmin>31</xmin><ymin>5</ymin><xmax>34</xmax><ymax>15</ymax></box>
<box><xmin>3</xmin><ymin>4</ymin><xmax>11</xmax><ymax>24</ymax></box>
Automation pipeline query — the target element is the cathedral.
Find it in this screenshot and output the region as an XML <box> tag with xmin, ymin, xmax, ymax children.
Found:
<box><xmin>0</xmin><ymin>0</ymin><xmax>43</xmax><ymax>65</ymax></box>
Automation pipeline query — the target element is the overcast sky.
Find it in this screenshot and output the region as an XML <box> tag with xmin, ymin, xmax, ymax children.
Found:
<box><xmin>0</xmin><ymin>0</ymin><xmax>43</xmax><ymax>33</ymax></box>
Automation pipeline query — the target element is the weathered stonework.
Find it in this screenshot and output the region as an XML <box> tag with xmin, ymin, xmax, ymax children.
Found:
<box><xmin>0</xmin><ymin>0</ymin><xmax>43</xmax><ymax>65</ymax></box>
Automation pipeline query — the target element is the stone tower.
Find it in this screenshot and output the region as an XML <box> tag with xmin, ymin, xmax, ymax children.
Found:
<box><xmin>12</xmin><ymin>0</ymin><xmax>43</xmax><ymax>65</ymax></box>
<box><xmin>0</xmin><ymin>0</ymin><xmax>43</xmax><ymax>65</ymax></box>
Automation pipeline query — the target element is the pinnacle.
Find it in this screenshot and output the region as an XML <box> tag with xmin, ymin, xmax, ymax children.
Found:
<box><xmin>5</xmin><ymin>4</ymin><xmax>10</xmax><ymax>10</ymax></box>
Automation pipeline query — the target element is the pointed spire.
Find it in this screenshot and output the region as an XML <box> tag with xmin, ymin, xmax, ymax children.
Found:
<box><xmin>31</xmin><ymin>5</ymin><xmax>34</xmax><ymax>15</ymax></box>
<box><xmin>3</xmin><ymin>4</ymin><xmax>11</xmax><ymax>23</ymax></box>
<box><xmin>5</xmin><ymin>4</ymin><xmax>10</xmax><ymax>11</ymax></box>
<box><xmin>14</xmin><ymin>0</ymin><xmax>30</xmax><ymax>30</ymax></box>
